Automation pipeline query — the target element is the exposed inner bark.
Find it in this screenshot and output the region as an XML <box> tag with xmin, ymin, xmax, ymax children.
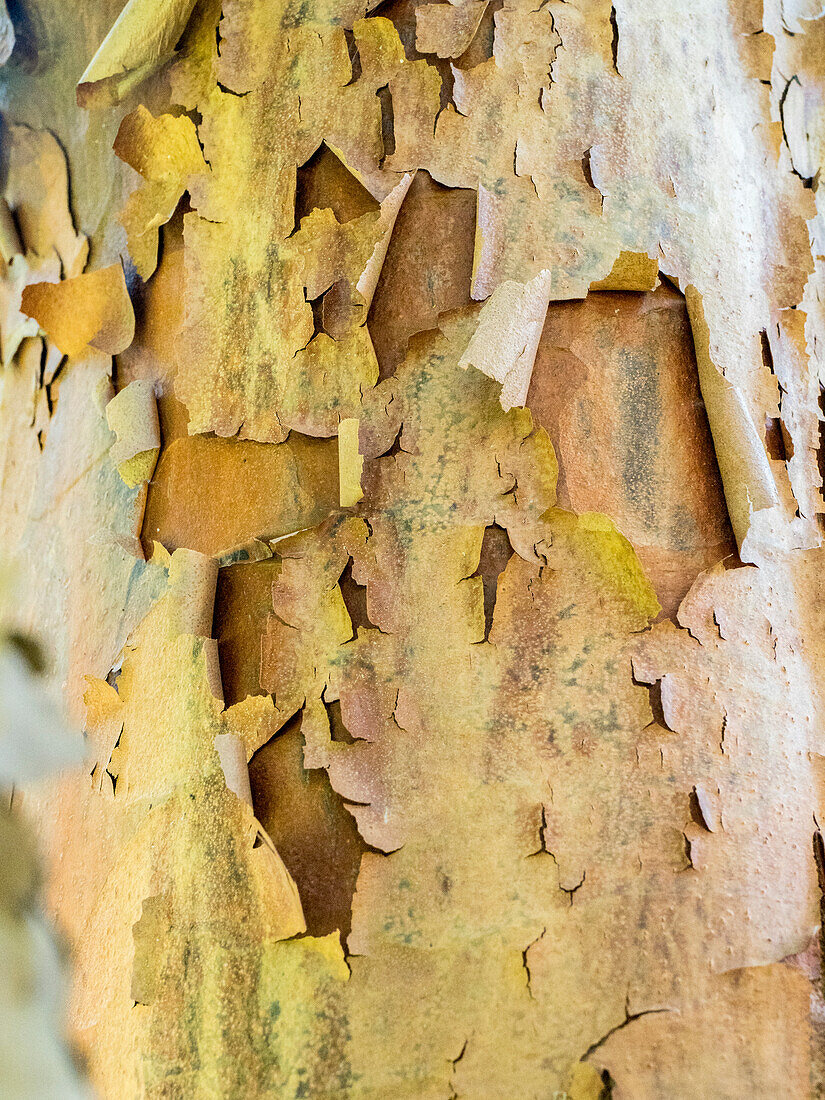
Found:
<box><xmin>249</xmin><ymin>710</ymin><xmax>368</xmax><ymax>941</ymax></box>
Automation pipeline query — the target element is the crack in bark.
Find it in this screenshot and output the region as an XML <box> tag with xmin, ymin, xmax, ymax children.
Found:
<box><xmin>581</xmin><ymin>1003</ymin><xmax>674</xmax><ymax>1062</ymax></box>
<box><xmin>778</xmin><ymin>74</ymin><xmax>814</xmax><ymax>187</ymax></box>
<box><xmin>608</xmin><ymin>5</ymin><xmax>620</xmax><ymax>74</ymax></box>
<box><xmin>521</xmin><ymin>928</ymin><xmax>546</xmax><ymax>998</ymax></box>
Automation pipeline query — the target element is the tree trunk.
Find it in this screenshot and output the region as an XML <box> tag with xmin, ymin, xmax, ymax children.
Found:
<box><xmin>1</xmin><ymin>0</ymin><xmax>824</xmax><ymax>1095</ymax></box>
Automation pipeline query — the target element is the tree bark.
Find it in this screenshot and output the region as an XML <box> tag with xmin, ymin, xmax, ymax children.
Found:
<box><xmin>0</xmin><ymin>0</ymin><xmax>824</xmax><ymax>1096</ymax></box>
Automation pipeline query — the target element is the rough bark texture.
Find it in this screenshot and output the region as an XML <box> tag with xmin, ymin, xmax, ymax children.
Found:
<box><xmin>0</xmin><ymin>0</ymin><xmax>824</xmax><ymax>1096</ymax></box>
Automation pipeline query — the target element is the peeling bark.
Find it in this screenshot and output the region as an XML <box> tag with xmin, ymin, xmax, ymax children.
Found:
<box><xmin>0</xmin><ymin>0</ymin><xmax>824</xmax><ymax>1095</ymax></box>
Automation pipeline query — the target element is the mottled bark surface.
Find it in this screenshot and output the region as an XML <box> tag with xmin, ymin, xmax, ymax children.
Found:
<box><xmin>0</xmin><ymin>0</ymin><xmax>825</xmax><ymax>1096</ymax></box>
